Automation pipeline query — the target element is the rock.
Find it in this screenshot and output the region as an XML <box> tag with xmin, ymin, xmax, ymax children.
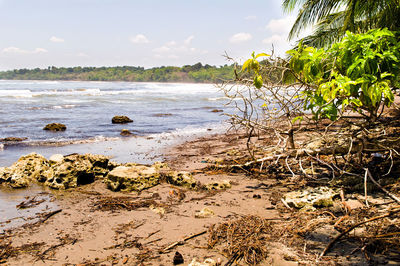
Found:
<box><xmin>49</xmin><ymin>154</ymin><xmax>64</xmax><ymax>164</ymax></box>
<box><xmin>44</xmin><ymin>154</ymin><xmax>110</xmax><ymax>189</ymax></box>
<box><xmin>188</xmin><ymin>258</ymin><xmax>217</xmax><ymax>266</ymax></box>
<box><xmin>173</xmin><ymin>251</ymin><xmax>184</xmax><ymax>265</ymax></box>
<box><xmin>112</xmin><ymin>115</ymin><xmax>133</xmax><ymax>124</ymax></box>
<box><xmin>165</xmin><ymin>171</ymin><xmax>198</xmax><ymax>189</ymax></box>
<box><xmin>120</xmin><ymin>129</ymin><xmax>133</xmax><ymax>136</ymax></box>
<box><xmin>0</xmin><ymin>137</ymin><xmax>27</xmax><ymax>142</ymax></box>
<box><xmin>284</xmin><ymin>187</ymin><xmax>339</xmax><ymax>209</ymax></box>
<box><xmin>43</xmin><ymin>123</ymin><xmax>66</xmax><ymax>131</ymax></box>
<box><xmin>195</xmin><ymin>207</ymin><xmax>215</xmax><ymax>218</ymax></box>
<box><xmin>0</xmin><ymin>153</ymin><xmax>50</xmax><ymax>188</ymax></box>
<box><xmin>205</xmin><ymin>180</ymin><xmax>231</xmax><ymax>190</ymax></box>
<box><xmin>211</xmin><ymin>109</ymin><xmax>223</xmax><ymax>113</ymax></box>
<box><xmin>0</xmin><ymin>153</ymin><xmax>110</xmax><ymax>189</ymax></box>
<box><xmin>105</xmin><ymin>164</ymin><xmax>161</xmax><ymax>192</ymax></box>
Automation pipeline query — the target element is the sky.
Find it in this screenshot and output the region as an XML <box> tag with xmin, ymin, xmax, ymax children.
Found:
<box><xmin>0</xmin><ymin>0</ymin><xmax>299</xmax><ymax>70</ymax></box>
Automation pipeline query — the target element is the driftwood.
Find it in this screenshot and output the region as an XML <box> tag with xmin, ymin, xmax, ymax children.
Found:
<box><xmin>320</xmin><ymin>206</ymin><xmax>400</xmax><ymax>258</ymax></box>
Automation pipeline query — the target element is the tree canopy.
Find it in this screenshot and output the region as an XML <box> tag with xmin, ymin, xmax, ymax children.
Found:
<box><xmin>283</xmin><ymin>0</ymin><xmax>400</xmax><ymax>47</ymax></box>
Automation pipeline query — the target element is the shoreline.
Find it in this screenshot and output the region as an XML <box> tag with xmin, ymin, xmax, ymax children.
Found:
<box><xmin>0</xmin><ymin>123</ymin><xmax>229</xmax><ymax>167</ymax></box>
<box><xmin>1</xmin><ymin>130</ymin><xmax>393</xmax><ymax>265</ymax></box>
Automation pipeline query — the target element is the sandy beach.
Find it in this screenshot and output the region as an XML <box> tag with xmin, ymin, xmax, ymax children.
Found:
<box><xmin>2</xmin><ymin>128</ymin><xmax>399</xmax><ymax>265</ymax></box>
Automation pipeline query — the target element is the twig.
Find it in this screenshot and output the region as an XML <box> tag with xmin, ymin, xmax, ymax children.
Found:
<box><xmin>320</xmin><ymin>206</ymin><xmax>400</xmax><ymax>258</ymax></box>
<box><xmin>162</xmin><ymin>230</ymin><xmax>207</xmax><ymax>252</ymax></box>
<box><xmin>285</xmin><ymin>156</ymin><xmax>295</xmax><ymax>178</ymax></box>
<box><xmin>365</xmin><ymin>168</ymin><xmax>400</xmax><ymax>204</ymax></box>
<box><xmin>364</xmin><ymin>169</ymin><xmax>370</xmax><ymax>208</ymax></box>
<box><xmin>39</xmin><ymin>209</ymin><xmax>62</xmax><ymax>224</ymax></box>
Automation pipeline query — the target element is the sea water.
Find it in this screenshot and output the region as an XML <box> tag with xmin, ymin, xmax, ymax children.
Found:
<box><xmin>0</xmin><ymin>80</ymin><xmax>232</xmax><ymax>231</ymax></box>
<box><xmin>0</xmin><ymin>80</ymin><xmax>232</xmax><ymax>166</ymax></box>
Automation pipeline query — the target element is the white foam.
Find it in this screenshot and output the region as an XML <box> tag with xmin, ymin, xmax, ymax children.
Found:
<box><xmin>148</xmin><ymin>122</ymin><xmax>228</xmax><ymax>142</ymax></box>
<box><xmin>0</xmin><ymin>90</ymin><xmax>32</xmax><ymax>98</ymax></box>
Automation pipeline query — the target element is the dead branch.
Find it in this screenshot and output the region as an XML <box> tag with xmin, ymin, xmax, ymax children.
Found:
<box><xmin>320</xmin><ymin>206</ymin><xmax>400</xmax><ymax>258</ymax></box>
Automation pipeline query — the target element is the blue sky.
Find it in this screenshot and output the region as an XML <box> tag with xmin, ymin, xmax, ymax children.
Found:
<box><xmin>0</xmin><ymin>0</ymin><xmax>298</xmax><ymax>70</ymax></box>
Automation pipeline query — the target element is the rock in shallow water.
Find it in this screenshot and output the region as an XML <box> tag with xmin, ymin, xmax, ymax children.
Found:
<box><xmin>0</xmin><ymin>153</ymin><xmax>110</xmax><ymax>189</ymax></box>
<box><xmin>112</xmin><ymin>115</ymin><xmax>133</xmax><ymax>124</ymax></box>
<box><xmin>43</xmin><ymin>123</ymin><xmax>67</xmax><ymax>131</ymax></box>
<box><xmin>0</xmin><ymin>153</ymin><xmax>50</xmax><ymax>188</ymax></box>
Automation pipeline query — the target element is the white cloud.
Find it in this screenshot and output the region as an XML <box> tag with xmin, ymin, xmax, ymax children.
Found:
<box><xmin>152</xmin><ymin>36</ymin><xmax>206</xmax><ymax>60</ymax></box>
<box><xmin>2</xmin><ymin>47</ymin><xmax>48</xmax><ymax>54</ymax></box>
<box><xmin>130</xmin><ymin>34</ymin><xmax>150</xmax><ymax>44</ymax></box>
<box><xmin>183</xmin><ymin>35</ymin><xmax>194</xmax><ymax>46</ymax></box>
<box><xmin>265</xmin><ymin>16</ymin><xmax>295</xmax><ymax>34</ymax></box>
<box><xmin>229</xmin><ymin>32</ymin><xmax>252</xmax><ymax>43</ymax></box>
<box><xmin>245</xmin><ymin>15</ymin><xmax>257</xmax><ymax>20</ymax></box>
<box><xmin>50</xmin><ymin>36</ymin><xmax>65</xmax><ymax>43</ymax></box>
<box><xmin>152</xmin><ymin>46</ymin><xmax>170</xmax><ymax>53</ymax></box>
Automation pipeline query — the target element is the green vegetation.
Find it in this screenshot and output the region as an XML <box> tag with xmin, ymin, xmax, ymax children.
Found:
<box><xmin>283</xmin><ymin>0</ymin><xmax>400</xmax><ymax>47</ymax></box>
<box><xmin>288</xmin><ymin>28</ymin><xmax>399</xmax><ymax>122</ymax></box>
<box><xmin>0</xmin><ymin>63</ymin><xmax>234</xmax><ymax>83</ymax></box>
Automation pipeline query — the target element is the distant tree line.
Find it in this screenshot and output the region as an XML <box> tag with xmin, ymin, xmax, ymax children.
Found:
<box><xmin>0</xmin><ymin>63</ymin><xmax>235</xmax><ymax>83</ymax></box>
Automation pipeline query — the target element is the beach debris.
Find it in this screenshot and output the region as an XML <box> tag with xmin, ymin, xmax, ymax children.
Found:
<box><xmin>283</xmin><ymin>187</ymin><xmax>339</xmax><ymax>210</ymax></box>
<box><xmin>188</xmin><ymin>258</ymin><xmax>218</xmax><ymax>266</ymax></box>
<box><xmin>150</xmin><ymin>204</ymin><xmax>166</xmax><ymax>216</ymax></box>
<box><xmin>105</xmin><ymin>164</ymin><xmax>161</xmax><ymax>192</ymax></box>
<box><xmin>168</xmin><ymin>189</ymin><xmax>186</xmax><ymax>201</ymax></box>
<box><xmin>120</xmin><ymin>129</ymin><xmax>133</xmax><ymax>136</ymax></box>
<box><xmin>43</xmin><ymin>123</ymin><xmax>67</xmax><ymax>131</ymax></box>
<box><xmin>165</xmin><ymin>171</ymin><xmax>199</xmax><ymax>189</ymax></box>
<box><xmin>111</xmin><ymin>115</ymin><xmax>133</xmax><ymax>124</ymax></box>
<box><xmin>163</xmin><ymin>230</ymin><xmax>207</xmax><ymax>253</ymax></box>
<box><xmin>0</xmin><ymin>153</ymin><xmax>50</xmax><ymax>188</ymax></box>
<box><xmin>195</xmin><ymin>207</ymin><xmax>215</xmax><ymax>218</ymax></box>
<box><xmin>92</xmin><ymin>196</ymin><xmax>159</xmax><ymax>211</ymax></box>
<box><xmin>16</xmin><ymin>195</ymin><xmax>46</xmax><ymax>209</ymax></box>
<box><xmin>205</xmin><ymin>180</ymin><xmax>231</xmax><ymax>190</ymax></box>
<box><xmin>208</xmin><ymin>215</ymin><xmax>271</xmax><ymax>265</ymax></box>
<box><xmin>122</xmin><ymin>257</ymin><xmax>129</xmax><ymax>264</ymax></box>
<box><xmin>173</xmin><ymin>251</ymin><xmax>184</xmax><ymax>265</ymax></box>
<box><xmin>226</xmin><ymin>149</ymin><xmax>241</xmax><ymax>156</ymax></box>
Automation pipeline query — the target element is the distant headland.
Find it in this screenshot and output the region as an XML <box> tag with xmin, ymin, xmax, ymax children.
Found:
<box><xmin>0</xmin><ymin>63</ymin><xmax>234</xmax><ymax>83</ymax></box>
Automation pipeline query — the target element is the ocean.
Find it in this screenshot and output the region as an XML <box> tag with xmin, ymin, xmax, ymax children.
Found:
<box><xmin>0</xmin><ymin>80</ymin><xmax>232</xmax><ymax>231</ymax></box>
<box><xmin>0</xmin><ymin>80</ymin><xmax>232</xmax><ymax>166</ymax></box>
